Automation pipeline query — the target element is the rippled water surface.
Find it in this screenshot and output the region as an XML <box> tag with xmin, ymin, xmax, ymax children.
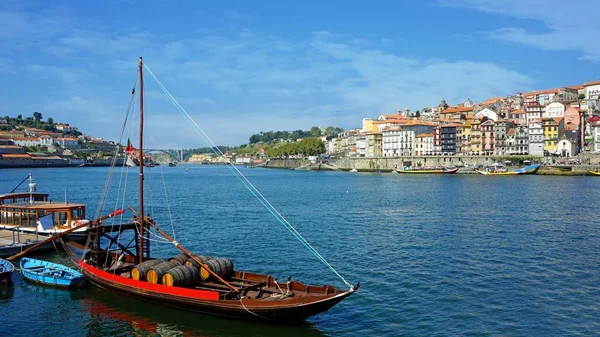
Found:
<box><xmin>1</xmin><ymin>166</ymin><xmax>599</xmax><ymax>336</ymax></box>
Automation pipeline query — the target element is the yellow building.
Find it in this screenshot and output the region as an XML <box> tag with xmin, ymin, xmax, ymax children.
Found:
<box><xmin>470</xmin><ymin>117</ymin><xmax>482</xmax><ymax>155</ymax></box>
<box><xmin>543</xmin><ymin>117</ymin><xmax>564</xmax><ymax>154</ymax></box>
<box><xmin>188</xmin><ymin>154</ymin><xmax>208</xmax><ymax>162</ymax></box>
<box><xmin>362</xmin><ymin>118</ymin><xmax>378</xmax><ymax>133</ymax></box>
<box><xmin>456</xmin><ymin>119</ymin><xmax>472</xmax><ymax>155</ymax></box>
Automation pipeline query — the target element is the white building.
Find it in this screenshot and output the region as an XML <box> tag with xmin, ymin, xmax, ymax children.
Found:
<box><xmin>356</xmin><ymin>134</ymin><xmax>367</xmax><ymax>157</ymax></box>
<box><xmin>528</xmin><ymin>121</ymin><xmax>544</xmax><ymax>156</ymax></box>
<box><xmin>414</xmin><ymin>133</ymin><xmax>433</xmax><ymax>156</ymax></box>
<box><xmin>55</xmin><ymin>124</ymin><xmax>72</xmax><ymax>133</ymax></box>
<box><xmin>383</xmin><ymin>129</ymin><xmax>416</xmax><ymax>157</ymax></box>
<box><xmin>475</xmin><ymin>108</ymin><xmax>499</xmax><ymax>122</ymax></box>
<box><xmin>382</xmin><ymin>128</ymin><xmax>400</xmax><ymax>157</ymax></box>
<box><xmin>525</xmin><ymin>102</ymin><xmax>544</xmax><ymax>123</ymax></box>
<box><xmin>39</xmin><ymin>135</ymin><xmax>53</xmax><ymax>146</ymax></box>
<box><xmin>543</xmin><ymin>102</ymin><xmax>565</xmax><ymax>118</ymax></box>
<box><xmin>11</xmin><ymin>137</ymin><xmax>41</xmax><ymax>147</ymax></box>
<box><xmin>593</xmin><ymin>121</ymin><xmax>600</xmax><ymax>153</ymax></box>
<box><xmin>557</xmin><ymin>138</ymin><xmax>579</xmax><ymax>157</ymax></box>
<box><xmin>584</xmin><ymin>80</ymin><xmax>600</xmax><ymax>100</ymax></box>
<box><xmin>55</xmin><ymin>137</ymin><xmax>79</xmax><ymax>148</ymax></box>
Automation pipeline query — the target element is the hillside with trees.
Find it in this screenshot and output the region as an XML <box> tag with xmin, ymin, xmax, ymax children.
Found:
<box><xmin>0</xmin><ymin>112</ymin><xmax>82</xmax><ymax>136</ymax></box>
<box><xmin>264</xmin><ymin>137</ymin><xmax>325</xmax><ymax>157</ymax></box>
<box><xmin>248</xmin><ymin>126</ymin><xmax>344</xmax><ymax>144</ymax></box>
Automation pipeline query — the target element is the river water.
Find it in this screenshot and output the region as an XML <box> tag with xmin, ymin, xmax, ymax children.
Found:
<box><xmin>1</xmin><ymin>166</ymin><xmax>599</xmax><ymax>336</ymax></box>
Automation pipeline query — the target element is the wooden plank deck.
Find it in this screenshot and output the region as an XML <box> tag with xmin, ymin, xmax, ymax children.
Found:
<box><xmin>0</xmin><ymin>229</ymin><xmax>55</xmax><ymax>258</ymax></box>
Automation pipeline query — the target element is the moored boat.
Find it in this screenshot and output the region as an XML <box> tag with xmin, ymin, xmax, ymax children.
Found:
<box><xmin>478</xmin><ymin>163</ymin><xmax>540</xmax><ymax>176</ymax></box>
<box><xmin>395</xmin><ymin>166</ymin><xmax>459</xmax><ymax>174</ymax></box>
<box><xmin>0</xmin><ymin>257</ymin><xmax>15</xmax><ymax>283</ymax></box>
<box><xmin>589</xmin><ymin>170</ymin><xmax>600</xmax><ymax>176</ymax></box>
<box><xmin>20</xmin><ymin>257</ymin><xmax>84</xmax><ymax>288</ymax></box>
<box><xmin>0</xmin><ymin>174</ymin><xmax>91</xmax><ymax>241</ymax></box>
<box><xmin>57</xmin><ymin>57</ymin><xmax>357</xmax><ymax>322</ymax></box>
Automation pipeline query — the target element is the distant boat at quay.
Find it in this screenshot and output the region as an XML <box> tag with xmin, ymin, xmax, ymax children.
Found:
<box><xmin>477</xmin><ymin>163</ymin><xmax>541</xmax><ymax>175</ymax></box>
<box><xmin>0</xmin><ymin>174</ymin><xmax>91</xmax><ymax>241</ymax></box>
<box><xmin>394</xmin><ymin>166</ymin><xmax>459</xmax><ymax>174</ymax></box>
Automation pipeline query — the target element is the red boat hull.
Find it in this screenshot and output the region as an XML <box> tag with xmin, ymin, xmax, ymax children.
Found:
<box><xmin>77</xmin><ymin>260</ymin><xmax>354</xmax><ymax>321</ymax></box>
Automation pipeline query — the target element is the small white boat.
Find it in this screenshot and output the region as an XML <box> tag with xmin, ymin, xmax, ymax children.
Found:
<box><xmin>350</xmin><ymin>168</ymin><xmax>358</xmax><ymax>172</ymax></box>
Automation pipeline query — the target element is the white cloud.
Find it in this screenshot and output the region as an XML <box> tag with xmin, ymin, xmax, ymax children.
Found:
<box><xmin>26</xmin><ymin>64</ymin><xmax>92</xmax><ymax>84</ymax></box>
<box><xmin>0</xmin><ymin>4</ymin><xmax>536</xmax><ymax>146</ymax></box>
<box><xmin>440</xmin><ymin>0</ymin><xmax>600</xmax><ymax>61</ymax></box>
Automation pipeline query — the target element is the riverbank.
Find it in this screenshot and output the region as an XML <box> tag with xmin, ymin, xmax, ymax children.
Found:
<box><xmin>262</xmin><ymin>158</ymin><xmax>600</xmax><ymax>176</ymax></box>
<box><xmin>0</xmin><ymin>157</ymin><xmax>125</xmax><ymax>168</ymax></box>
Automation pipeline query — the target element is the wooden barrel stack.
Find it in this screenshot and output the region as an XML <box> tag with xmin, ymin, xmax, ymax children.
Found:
<box><xmin>146</xmin><ymin>261</ymin><xmax>182</xmax><ymax>284</ymax></box>
<box><xmin>168</xmin><ymin>254</ymin><xmax>188</xmax><ymax>265</ymax></box>
<box><xmin>131</xmin><ymin>259</ymin><xmax>164</xmax><ymax>281</ymax></box>
<box><xmin>184</xmin><ymin>254</ymin><xmax>212</xmax><ymax>269</ymax></box>
<box><xmin>162</xmin><ymin>265</ymin><xmax>200</xmax><ymax>287</ymax></box>
<box><xmin>131</xmin><ymin>254</ymin><xmax>234</xmax><ymax>286</ymax></box>
<box><xmin>200</xmin><ymin>257</ymin><xmax>234</xmax><ymax>281</ymax></box>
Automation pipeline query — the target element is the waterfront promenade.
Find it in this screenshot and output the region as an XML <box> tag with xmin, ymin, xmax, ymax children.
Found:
<box><xmin>263</xmin><ymin>156</ymin><xmax>600</xmax><ymax>175</ymax></box>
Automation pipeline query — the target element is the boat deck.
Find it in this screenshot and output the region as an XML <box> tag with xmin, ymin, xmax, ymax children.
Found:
<box><xmin>0</xmin><ymin>229</ymin><xmax>55</xmax><ymax>257</ymax></box>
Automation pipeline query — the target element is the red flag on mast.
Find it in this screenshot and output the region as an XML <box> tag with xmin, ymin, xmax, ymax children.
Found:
<box><xmin>125</xmin><ymin>138</ymin><xmax>135</xmax><ymax>154</ymax></box>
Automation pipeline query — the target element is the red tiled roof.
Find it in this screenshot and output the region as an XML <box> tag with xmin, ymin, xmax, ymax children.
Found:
<box><xmin>482</xmin><ymin>97</ymin><xmax>504</xmax><ymax>105</ymax></box>
<box><xmin>380</xmin><ymin>114</ymin><xmax>407</xmax><ymax>119</ymax></box>
<box><xmin>585</xmin><ymin>80</ymin><xmax>600</xmax><ymax>87</ymax></box>
<box><xmin>524</xmin><ymin>88</ymin><xmax>559</xmax><ymax>96</ymax></box>
<box><xmin>441</xmin><ymin>106</ymin><xmax>474</xmax><ymax>113</ymax></box>
<box><xmin>1</xmin><ymin>153</ymin><xmax>31</xmax><ymax>158</ymax></box>
<box><xmin>415</xmin><ymin>133</ymin><xmax>433</xmax><ymax>138</ymax></box>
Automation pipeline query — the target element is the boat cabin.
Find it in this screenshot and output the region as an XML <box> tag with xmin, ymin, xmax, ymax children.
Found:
<box><xmin>0</xmin><ymin>192</ymin><xmax>86</xmax><ymax>229</ymax></box>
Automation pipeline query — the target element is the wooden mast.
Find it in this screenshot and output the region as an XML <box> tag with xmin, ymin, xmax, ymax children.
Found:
<box><xmin>138</xmin><ymin>56</ymin><xmax>145</xmax><ymax>263</ymax></box>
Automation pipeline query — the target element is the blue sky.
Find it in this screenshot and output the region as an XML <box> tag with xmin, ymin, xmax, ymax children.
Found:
<box><xmin>1</xmin><ymin>0</ymin><xmax>598</xmax><ymax>147</ymax></box>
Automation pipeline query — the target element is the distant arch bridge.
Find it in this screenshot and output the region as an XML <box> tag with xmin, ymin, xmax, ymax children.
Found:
<box><xmin>144</xmin><ymin>149</ymin><xmax>189</xmax><ymax>162</ymax></box>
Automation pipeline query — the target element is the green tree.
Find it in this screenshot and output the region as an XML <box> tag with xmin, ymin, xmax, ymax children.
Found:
<box><xmin>47</xmin><ymin>117</ymin><xmax>54</xmax><ymax>125</ymax></box>
<box><xmin>309</xmin><ymin>126</ymin><xmax>321</xmax><ymax>137</ymax></box>
<box><xmin>33</xmin><ymin>112</ymin><xmax>42</xmax><ymax>122</ymax></box>
<box><xmin>578</xmin><ymin>93</ymin><xmax>586</xmax><ymax>100</ymax></box>
<box><xmin>415</xmin><ymin>110</ymin><xmax>421</xmax><ymax>118</ymax></box>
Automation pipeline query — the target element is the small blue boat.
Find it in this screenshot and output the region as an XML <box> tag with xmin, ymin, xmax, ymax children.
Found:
<box><xmin>0</xmin><ymin>258</ymin><xmax>15</xmax><ymax>284</ymax></box>
<box><xmin>20</xmin><ymin>258</ymin><xmax>84</xmax><ymax>288</ymax></box>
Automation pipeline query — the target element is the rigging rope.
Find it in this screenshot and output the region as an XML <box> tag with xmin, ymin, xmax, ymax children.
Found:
<box><xmin>144</xmin><ymin>64</ymin><xmax>352</xmax><ymax>288</ymax></box>
<box><xmin>87</xmin><ymin>78</ymin><xmax>137</xmax><ymax>264</ymax></box>
<box><xmin>159</xmin><ymin>165</ymin><xmax>177</xmax><ymax>241</ymax></box>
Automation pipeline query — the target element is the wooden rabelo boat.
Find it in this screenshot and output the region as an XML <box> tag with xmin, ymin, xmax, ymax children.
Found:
<box><xmin>0</xmin><ymin>174</ymin><xmax>90</xmax><ymax>241</ymax></box>
<box><xmin>51</xmin><ymin>58</ymin><xmax>357</xmax><ymax>321</ymax></box>
<box><xmin>394</xmin><ymin>166</ymin><xmax>459</xmax><ymax>174</ymax></box>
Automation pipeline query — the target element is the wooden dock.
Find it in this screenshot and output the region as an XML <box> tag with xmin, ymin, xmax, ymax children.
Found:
<box><xmin>0</xmin><ymin>229</ymin><xmax>56</xmax><ymax>258</ymax></box>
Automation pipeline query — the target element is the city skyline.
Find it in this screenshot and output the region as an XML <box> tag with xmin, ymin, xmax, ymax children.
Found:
<box><xmin>0</xmin><ymin>0</ymin><xmax>598</xmax><ymax>147</ymax></box>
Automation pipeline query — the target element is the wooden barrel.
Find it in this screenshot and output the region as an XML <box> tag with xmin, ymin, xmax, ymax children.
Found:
<box><xmin>168</xmin><ymin>254</ymin><xmax>188</xmax><ymax>265</ymax></box>
<box><xmin>184</xmin><ymin>255</ymin><xmax>212</xmax><ymax>269</ymax></box>
<box><xmin>131</xmin><ymin>259</ymin><xmax>164</xmax><ymax>281</ymax></box>
<box><xmin>146</xmin><ymin>261</ymin><xmax>181</xmax><ymax>284</ymax></box>
<box><xmin>161</xmin><ymin>265</ymin><xmax>200</xmax><ymax>287</ymax></box>
<box><xmin>200</xmin><ymin>257</ymin><xmax>234</xmax><ymax>281</ymax></box>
